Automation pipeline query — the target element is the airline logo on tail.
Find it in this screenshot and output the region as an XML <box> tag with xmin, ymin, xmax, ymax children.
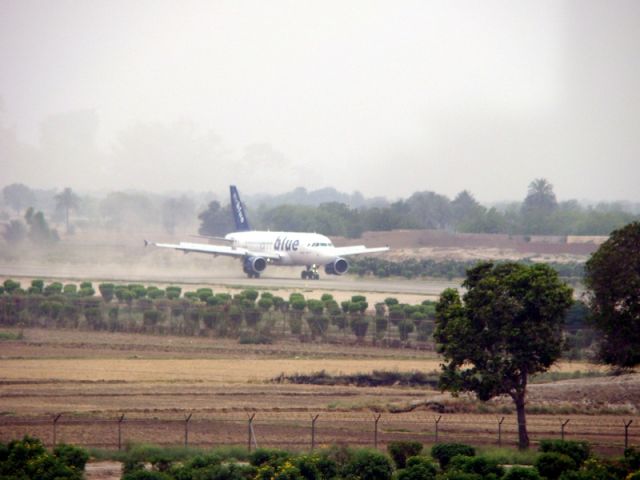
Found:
<box><xmin>230</xmin><ymin>185</ymin><xmax>250</xmax><ymax>231</ymax></box>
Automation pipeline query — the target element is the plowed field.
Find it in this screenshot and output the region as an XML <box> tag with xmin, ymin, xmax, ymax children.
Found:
<box><xmin>1</xmin><ymin>328</ymin><xmax>638</xmax><ymax>454</ymax></box>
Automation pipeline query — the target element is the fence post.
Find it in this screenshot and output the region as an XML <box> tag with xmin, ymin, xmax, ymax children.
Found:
<box><xmin>247</xmin><ymin>413</ymin><xmax>256</xmax><ymax>452</ymax></box>
<box><xmin>184</xmin><ymin>413</ymin><xmax>193</xmax><ymax>447</ymax></box>
<box><xmin>498</xmin><ymin>417</ymin><xmax>505</xmax><ymax>447</ymax></box>
<box><xmin>624</xmin><ymin>420</ymin><xmax>633</xmax><ymax>450</ymax></box>
<box><xmin>373</xmin><ymin>414</ymin><xmax>382</xmax><ymax>449</ymax></box>
<box><xmin>434</xmin><ymin>415</ymin><xmax>442</xmax><ymax>444</ymax></box>
<box><xmin>561</xmin><ymin>419</ymin><xmax>570</xmax><ymax>441</ymax></box>
<box><xmin>311</xmin><ymin>414</ymin><xmax>320</xmax><ymax>451</ymax></box>
<box><xmin>117</xmin><ymin>414</ymin><xmax>125</xmax><ymax>451</ymax></box>
<box><xmin>52</xmin><ymin>414</ymin><xmax>62</xmax><ymax>448</ymax></box>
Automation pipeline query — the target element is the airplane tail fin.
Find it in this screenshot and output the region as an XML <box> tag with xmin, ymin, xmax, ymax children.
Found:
<box><xmin>230</xmin><ymin>185</ymin><xmax>251</xmax><ymax>231</ymax></box>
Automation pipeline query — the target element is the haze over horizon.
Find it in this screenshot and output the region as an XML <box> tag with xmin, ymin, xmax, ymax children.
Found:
<box><xmin>1</xmin><ymin>1</ymin><xmax>639</xmax><ymax>203</ymax></box>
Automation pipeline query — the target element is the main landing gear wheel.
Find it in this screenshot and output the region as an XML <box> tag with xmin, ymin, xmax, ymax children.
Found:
<box><xmin>301</xmin><ymin>267</ymin><xmax>320</xmax><ymax>280</ymax></box>
<box><xmin>247</xmin><ymin>272</ymin><xmax>260</xmax><ymax>279</ymax></box>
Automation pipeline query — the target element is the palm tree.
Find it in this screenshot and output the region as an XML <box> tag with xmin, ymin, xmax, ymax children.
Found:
<box><xmin>523</xmin><ymin>178</ymin><xmax>557</xmax><ymax>213</ymax></box>
<box><xmin>55</xmin><ymin>187</ymin><xmax>79</xmax><ymax>233</ymax></box>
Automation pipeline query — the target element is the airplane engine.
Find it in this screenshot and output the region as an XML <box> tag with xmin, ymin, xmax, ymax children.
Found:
<box><xmin>243</xmin><ymin>256</ymin><xmax>267</xmax><ymax>277</ymax></box>
<box><xmin>324</xmin><ymin>258</ymin><xmax>349</xmax><ymax>275</ymax></box>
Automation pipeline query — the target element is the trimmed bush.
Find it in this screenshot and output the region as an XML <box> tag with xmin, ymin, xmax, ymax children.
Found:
<box><xmin>342</xmin><ymin>449</ymin><xmax>393</xmax><ymax>480</ymax></box>
<box><xmin>431</xmin><ymin>443</ymin><xmax>476</xmax><ymax>469</ymax></box>
<box><xmin>397</xmin><ymin>456</ymin><xmax>438</xmax><ymax>480</ymax></box>
<box><xmin>539</xmin><ymin>440</ymin><xmax>591</xmax><ymax>467</ymax></box>
<box><xmin>448</xmin><ymin>454</ymin><xmax>505</xmax><ymax>478</ymax></box>
<box><xmin>535</xmin><ymin>452</ymin><xmax>577</xmax><ymax>480</ymax></box>
<box><xmin>503</xmin><ymin>466</ymin><xmax>543</xmax><ymax>480</ymax></box>
<box><xmin>388</xmin><ymin>441</ymin><xmax>423</xmax><ymax>469</ymax></box>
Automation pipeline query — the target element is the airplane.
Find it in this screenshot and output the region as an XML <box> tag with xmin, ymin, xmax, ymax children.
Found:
<box><xmin>147</xmin><ymin>186</ymin><xmax>389</xmax><ymax>279</ymax></box>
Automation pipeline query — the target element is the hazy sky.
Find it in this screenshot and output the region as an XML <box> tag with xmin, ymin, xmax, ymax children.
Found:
<box><xmin>1</xmin><ymin>0</ymin><xmax>639</xmax><ymax>202</ymax></box>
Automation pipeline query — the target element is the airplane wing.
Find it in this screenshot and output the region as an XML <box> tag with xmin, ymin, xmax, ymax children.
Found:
<box><xmin>148</xmin><ymin>241</ymin><xmax>281</xmax><ymax>260</ymax></box>
<box><xmin>332</xmin><ymin>245</ymin><xmax>390</xmax><ymax>257</ymax></box>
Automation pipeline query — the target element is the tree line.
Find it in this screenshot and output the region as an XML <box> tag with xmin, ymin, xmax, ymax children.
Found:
<box><xmin>348</xmin><ymin>257</ymin><xmax>585</xmax><ymax>282</ymax></box>
<box><xmin>3</xmin><ymin>179</ymin><xmax>638</xmax><ymax>243</ymax></box>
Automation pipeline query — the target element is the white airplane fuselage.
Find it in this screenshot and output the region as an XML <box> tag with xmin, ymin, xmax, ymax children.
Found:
<box><xmin>225</xmin><ymin>231</ymin><xmax>338</xmax><ymax>266</ymax></box>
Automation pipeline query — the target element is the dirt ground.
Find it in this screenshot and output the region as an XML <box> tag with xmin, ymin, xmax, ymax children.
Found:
<box><xmin>1</xmin><ymin>328</ymin><xmax>637</xmax><ymax>456</ymax></box>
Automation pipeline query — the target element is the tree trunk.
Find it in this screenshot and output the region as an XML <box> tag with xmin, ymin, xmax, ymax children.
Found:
<box><xmin>514</xmin><ymin>391</ymin><xmax>530</xmax><ymax>449</ymax></box>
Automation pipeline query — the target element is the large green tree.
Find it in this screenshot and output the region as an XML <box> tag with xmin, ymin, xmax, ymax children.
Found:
<box><xmin>434</xmin><ymin>262</ymin><xmax>573</xmax><ymax>449</ymax></box>
<box><xmin>584</xmin><ymin>221</ymin><xmax>640</xmax><ymax>369</ymax></box>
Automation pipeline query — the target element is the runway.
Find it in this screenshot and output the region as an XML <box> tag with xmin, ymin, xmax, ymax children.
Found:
<box><xmin>0</xmin><ymin>262</ymin><xmax>462</xmax><ymax>300</ymax></box>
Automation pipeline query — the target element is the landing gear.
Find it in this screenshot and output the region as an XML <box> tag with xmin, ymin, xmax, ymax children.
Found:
<box><xmin>247</xmin><ymin>272</ymin><xmax>260</xmax><ymax>279</ymax></box>
<box><xmin>301</xmin><ymin>265</ymin><xmax>320</xmax><ymax>280</ymax></box>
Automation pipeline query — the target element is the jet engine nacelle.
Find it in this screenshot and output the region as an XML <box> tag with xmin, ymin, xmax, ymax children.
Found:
<box><xmin>324</xmin><ymin>257</ymin><xmax>349</xmax><ymax>275</ymax></box>
<box><xmin>243</xmin><ymin>256</ymin><xmax>267</xmax><ymax>274</ymax></box>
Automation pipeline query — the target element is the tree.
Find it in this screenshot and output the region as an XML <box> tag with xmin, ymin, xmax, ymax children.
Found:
<box><xmin>434</xmin><ymin>262</ymin><xmax>573</xmax><ymax>449</ymax></box>
<box><xmin>2</xmin><ymin>183</ymin><xmax>35</xmax><ymax>214</ymax></box>
<box><xmin>521</xmin><ymin>178</ymin><xmax>558</xmax><ymax>234</ymax></box>
<box><xmin>162</xmin><ymin>196</ymin><xmax>195</xmax><ymax>234</ymax></box>
<box><xmin>2</xmin><ymin>219</ymin><xmax>27</xmax><ymax>244</ymax></box>
<box><xmin>198</xmin><ymin>200</ymin><xmax>235</xmax><ymax>236</ymax></box>
<box><xmin>584</xmin><ymin>221</ymin><xmax>640</xmax><ymax>369</ymax></box>
<box><xmin>55</xmin><ymin>187</ymin><xmax>79</xmax><ymax>233</ymax></box>
<box><xmin>406</xmin><ymin>191</ymin><xmax>452</xmax><ymax>230</ymax></box>
<box><xmin>451</xmin><ymin>190</ymin><xmax>484</xmax><ymax>230</ymax></box>
<box><xmin>24</xmin><ymin>207</ymin><xmax>59</xmax><ymax>245</ymax></box>
<box><xmin>523</xmin><ymin>178</ymin><xmax>557</xmax><ymax>213</ymax></box>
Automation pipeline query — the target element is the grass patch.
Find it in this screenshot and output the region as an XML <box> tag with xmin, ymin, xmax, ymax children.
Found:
<box><xmin>272</xmin><ymin>369</ymin><xmax>440</xmax><ymax>388</ymax></box>
<box><xmin>529</xmin><ymin>370</ymin><xmax>607</xmax><ymax>384</ymax></box>
<box><xmin>88</xmin><ymin>443</ymin><xmax>250</xmax><ymax>462</ymax></box>
<box><xmin>0</xmin><ymin>331</ymin><xmax>23</xmax><ymax>341</ymax></box>
<box><xmin>476</xmin><ymin>446</ymin><xmax>538</xmax><ymax>466</ymax></box>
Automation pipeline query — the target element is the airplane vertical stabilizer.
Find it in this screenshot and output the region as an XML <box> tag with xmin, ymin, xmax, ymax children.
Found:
<box><xmin>230</xmin><ymin>185</ymin><xmax>251</xmax><ymax>231</ymax></box>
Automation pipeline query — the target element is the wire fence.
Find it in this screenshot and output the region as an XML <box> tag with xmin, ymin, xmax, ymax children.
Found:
<box><xmin>1</xmin><ymin>412</ymin><xmax>636</xmax><ymax>455</ymax></box>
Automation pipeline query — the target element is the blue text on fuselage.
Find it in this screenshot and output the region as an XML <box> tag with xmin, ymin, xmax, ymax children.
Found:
<box><xmin>274</xmin><ymin>237</ymin><xmax>300</xmax><ymax>251</ymax></box>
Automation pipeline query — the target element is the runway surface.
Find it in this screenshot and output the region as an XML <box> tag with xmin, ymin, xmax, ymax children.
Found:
<box><xmin>0</xmin><ymin>262</ymin><xmax>462</xmax><ymax>299</ymax></box>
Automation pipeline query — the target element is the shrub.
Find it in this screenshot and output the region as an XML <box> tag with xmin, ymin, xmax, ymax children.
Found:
<box><xmin>342</xmin><ymin>449</ymin><xmax>393</xmax><ymax>480</ymax></box>
<box><xmin>249</xmin><ymin>448</ymin><xmax>291</xmax><ymax>467</ymax></box>
<box><xmin>398</xmin><ymin>319</ymin><xmax>415</xmax><ymax>341</ymax></box>
<box><xmin>625</xmin><ymin>447</ymin><xmax>640</xmax><ymax>471</ymax></box>
<box><xmin>503</xmin><ymin>466</ymin><xmax>543</xmax><ymax>480</ymax></box>
<box><xmin>448</xmin><ymin>454</ymin><xmax>504</xmax><ymax>478</ymax></box>
<box><xmin>431</xmin><ymin>443</ymin><xmax>476</xmax><ymax>469</ymax></box>
<box><xmin>350</xmin><ymin>317</ymin><xmax>369</xmax><ymax>340</ymax></box>
<box><xmin>53</xmin><ymin>443</ymin><xmax>89</xmax><ymax>471</ymax></box>
<box><xmin>387</xmin><ymin>440</ymin><xmax>423</xmax><ymax>469</ymax></box>
<box><xmin>0</xmin><ymin>436</ymin><xmax>83</xmax><ymax>480</ymax></box>
<box><xmin>293</xmin><ymin>453</ymin><xmax>339</xmax><ymax>480</ymax></box>
<box><xmin>539</xmin><ymin>440</ymin><xmax>591</xmax><ymax>467</ymax></box>
<box><xmin>535</xmin><ymin>452</ymin><xmax>577</xmax><ymax>480</ymax></box>
<box><xmin>122</xmin><ymin>471</ymin><xmax>172</xmax><ymax>480</ymax></box>
<box><xmin>557</xmin><ymin>457</ymin><xmax>626</xmax><ymax>480</ymax></box>
<box><xmin>98</xmin><ymin>283</ymin><xmax>115</xmax><ymax>302</ymax></box>
<box><xmin>397</xmin><ymin>456</ymin><xmax>437</xmax><ymax>480</ymax></box>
